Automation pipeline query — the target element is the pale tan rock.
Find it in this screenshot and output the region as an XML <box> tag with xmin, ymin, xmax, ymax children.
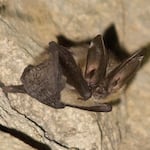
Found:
<box><xmin>0</xmin><ymin>0</ymin><xmax>149</xmax><ymax>150</ymax></box>
<box><xmin>0</xmin><ymin>131</ymin><xmax>35</xmax><ymax>150</ymax></box>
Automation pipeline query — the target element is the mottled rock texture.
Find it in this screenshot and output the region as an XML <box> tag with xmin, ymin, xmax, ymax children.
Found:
<box><xmin>0</xmin><ymin>0</ymin><xmax>149</xmax><ymax>150</ymax></box>
<box><xmin>0</xmin><ymin>131</ymin><xmax>35</xmax><ymax>150</ymax></box>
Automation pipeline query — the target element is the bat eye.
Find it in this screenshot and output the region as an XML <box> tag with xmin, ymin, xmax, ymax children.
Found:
<box><xmin>108</xmin><ymin>78</ymin><xmax>120</xmax><ymax>93</ymax></box>
<box><xmin>112</xmin><ymin>79</ymin><xmax>119</xmax><ymax>87</ymax></box>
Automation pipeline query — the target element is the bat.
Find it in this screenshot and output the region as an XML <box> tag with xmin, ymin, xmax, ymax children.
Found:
<box><xmin>0</xmin><ymin>35</ymin><xmax>144</xmax><ymax>112</ymax></box>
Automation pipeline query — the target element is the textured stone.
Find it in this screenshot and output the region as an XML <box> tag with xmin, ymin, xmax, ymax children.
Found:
<box><xmin>0</xmin><ymin>0</ymin><xmax>149</xmax><ymax>150</ymax></box>
<box><xmin>0</xmin><ymin>131</ymin><xmax>35</xmax><ymax>150</ymax></box>
<box><xmin>119</xmin><ymin>53</ymin><xmax>150</xmax><ymax>150</ymax></box>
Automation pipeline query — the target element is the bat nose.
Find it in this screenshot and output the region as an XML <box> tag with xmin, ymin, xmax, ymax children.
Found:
<box><xmin>93</xmin><ymin>86</ymin><xmax>108</xmax><ymax>99</ymax></box>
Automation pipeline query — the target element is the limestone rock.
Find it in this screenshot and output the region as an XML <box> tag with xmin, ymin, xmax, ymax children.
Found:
<box><xmin>0</xmin><ymin>0</ymin><xmax>149</xmax><ymax>150</ymax></box>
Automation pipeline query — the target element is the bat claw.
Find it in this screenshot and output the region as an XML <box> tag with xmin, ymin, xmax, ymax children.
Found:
<box><xmin>0</xmin><ymin>81</ymin><xmax>8</xmax><ymax>98</ymax></box>
<box><xmin>0</xmin><ymin>81</ymin><xmax>5</xmax><ymax>88</ymax></box>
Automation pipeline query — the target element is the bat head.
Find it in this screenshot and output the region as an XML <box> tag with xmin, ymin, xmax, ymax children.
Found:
<box><xmin>85</xmin><ymin>35</ymin><xmax>144</xmax><ymax>100</ymax></box>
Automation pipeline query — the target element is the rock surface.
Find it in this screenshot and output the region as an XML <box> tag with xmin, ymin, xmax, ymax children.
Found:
<box><xmin>0</xmin><ymin>0</ymin><xmax>149</xmax><ymax>150</ymax></box>
<box><xmin>0</xmin><ymin>131</ymin><xmax>35</xmax><ymax>150</ymax></box>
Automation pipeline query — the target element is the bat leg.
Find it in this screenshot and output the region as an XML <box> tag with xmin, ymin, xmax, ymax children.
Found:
<box><xmin>65</xmin><ymin>103</ymin><xmax>112</xmax><ymax>112</ymax></box>
<box><xmin>0</xmin><ymin>81</ymin><xmax>5</xmax><ymax>88</ymax></box>
<box><xmin>2</xmin><ymin>85</ymin><xmax>26</xmax><ymax>94</ymax></box>
<box><xmin>0</xmin><ymin>81</ymin><xmax>26</xmax><ymax>97</ymax></box>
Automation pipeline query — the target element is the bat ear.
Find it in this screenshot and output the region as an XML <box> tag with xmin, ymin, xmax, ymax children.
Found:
<box><xmin>85</xmin><ymin>35</ymin><xmax>108</xmax><ymax>87</ymax></box>
<box><xmin>107</xmin><ymin>49</ymin><xmax>145</xmax><ymax>93</ymax></box>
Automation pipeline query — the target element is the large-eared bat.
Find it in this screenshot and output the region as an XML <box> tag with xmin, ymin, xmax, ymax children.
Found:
<box><xmin>0</xmin><ymin>35</ymin><xmax>144</xmax><ymax>112</ymax></box>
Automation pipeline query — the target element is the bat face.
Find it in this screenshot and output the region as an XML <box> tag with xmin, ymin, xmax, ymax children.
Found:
<box><xmin>83</xmin><ymin>35</ymin><xmax>144</xmax><ymax>101</ymax></box>
<box><xmin>58</xmin><ymin>34</ymin><xmax>144</xmax><ymax>107</ymax></box>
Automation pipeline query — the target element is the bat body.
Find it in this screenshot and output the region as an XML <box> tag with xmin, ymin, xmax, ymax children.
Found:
<box><xmin>0</xmin><ymin>35</ymin><xmax>144</xmax><ymax>112</ymax></box>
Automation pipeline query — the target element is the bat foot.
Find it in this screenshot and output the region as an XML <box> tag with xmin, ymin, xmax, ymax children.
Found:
<box><xmin>65</xmin><ymin>103</ymin><xmax>112</xmax><ymax>112</ymax></box>
<box><xmin>0</xmin><ymin>84</ymin><xmax>26</xmax><ymax>94</ymax></box>
<box><xmin>48</xmin><ymin>101</ymin><xmax>66</xmax><ymax>109</ymax></box>
<box><xmin>85</xmin><ymin>104</ymin><xmax>112</xmax><ymax>112</ymax></box>
<box><xmin>0</xmin><ymin>81</ymin><xmax>8</xmax><ymax>97</ymax></box>
<box><xmin>0</xmin><ymin>81</ymin><xmax>5</xmax><ymax>88</ymax></box>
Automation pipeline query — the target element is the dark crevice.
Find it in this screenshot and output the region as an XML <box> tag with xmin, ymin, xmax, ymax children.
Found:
<box><xmin>0</xmin><ymin>124</ymin><xmax>51</xmax><ymax>150</ymax></box>
<box><xmin>9</xmin><ymin>104</ymin><xmax>70</xmax><ymax>149</ymax></box>
<box><xmin>23</xmin><ymin>114</ymin><xmax>70</xmax><ymax>149</ymax></box>
<box><xmin>19</xmin><ymin>46</ymin><xmax>34</xmax><ymax>58</ymax></box>
<box><xmin>1</xmin><ymin>94</ymin><xmax>72</xmax><ymax>150</ymax></box>
<box><xmin>0</xmin><ymin>17</ymin><xmax>17</xmax><ymax>32</ymax></box>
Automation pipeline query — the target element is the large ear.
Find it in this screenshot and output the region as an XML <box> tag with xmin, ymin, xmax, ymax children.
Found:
<box><xmin>106</xmin><ymin>49</ymin><xmax>145</xmax><ymax>93</ymax></box>
<box><xmin>85</xmin><ymin>35</ymin><xmax>108</xmax><ymax>87</ymax></box>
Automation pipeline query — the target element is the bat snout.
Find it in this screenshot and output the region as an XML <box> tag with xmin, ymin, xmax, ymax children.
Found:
<box><xmin>92</xmin><ymin>85</ymin><xmax>108</xmax><ymax>99</ymax></box>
